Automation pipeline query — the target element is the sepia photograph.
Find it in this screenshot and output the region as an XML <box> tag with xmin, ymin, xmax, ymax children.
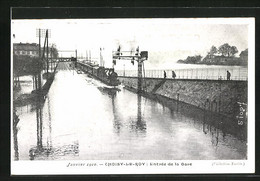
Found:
<box><xmin>11</xmin><ymin>16</ymin><xmax>255</xmax><ymax>174</ymax></box>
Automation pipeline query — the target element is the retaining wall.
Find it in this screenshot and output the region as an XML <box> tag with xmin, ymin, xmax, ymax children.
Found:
<box><xmin>118</xmin><ymin>77</ymin><xmax>247</xmax><ymax>117</ymax></box>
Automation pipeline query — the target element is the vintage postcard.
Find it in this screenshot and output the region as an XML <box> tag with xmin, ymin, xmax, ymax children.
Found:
<box><xmin>11</xmin><ymin>17</ymin><xmax>255</xmax><ymax>174</ymax></box>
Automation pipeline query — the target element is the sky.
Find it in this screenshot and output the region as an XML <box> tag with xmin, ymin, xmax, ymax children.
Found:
<box><xmin>11</xmin><ymin>18</ymin><xmax>252</xmax><ymax>70</ymax></box>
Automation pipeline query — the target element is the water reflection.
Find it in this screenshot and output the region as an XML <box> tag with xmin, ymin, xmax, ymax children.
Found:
<box><xmin>142</xmin><ymin>93</ymin><xmax>247</xmax><ymax>159</ymax></box>
<box><xmin>98</xmin><ymin>86</ymin><xmax>122</xmax><ymax>134</ymax></box>
<box><xmin>29</xmin><ymin>95</ymin><xmax>79</xmax><ymax>160</ymax></box>
<box><xmin>36</xmin><ymin>96</ymin><xmax>43</xmax><ymax>150</ymax></box>
<box><xmin>47</xmin><ymin>96</ymin><xmax>52</xmax><ymax>152</ymax></box>
<box><xmin>97</xmin><ymin>87</ymin><xmax>146</xmax><ymax>135</ymax></box>
<box><xmin>29</xmin><ymin>94</ymin><xmax>44</xmax><ymax>160</ymax></box>
<box><xmin>157</xmin><ymin>94</ymin><xmax>246</xmax><ymax>142</ymax></box>
<box><xmin>132</xmin><ymin>94</ymin><xmax>146</xmax><ymax>133</ymax></box>
<box><xmin>13</xmin><ymin>63</ymin><xmax>247</xmax><ymax>160</ymax></box>
<box><xmin>111</xmin><ymin>89</ymin><xmax>122</xmax><ymax>134</ymax></box>
<box><xmin>13</xmin><ymin>109</ymin><xmax>19</xmax><ymax>160</ymax></box>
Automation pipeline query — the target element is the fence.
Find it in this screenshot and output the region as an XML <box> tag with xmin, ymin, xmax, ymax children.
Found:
<box><xmin>115</xmin><ymin>67</ymin><xmax>248</xmax><ymax>81</ymax></box>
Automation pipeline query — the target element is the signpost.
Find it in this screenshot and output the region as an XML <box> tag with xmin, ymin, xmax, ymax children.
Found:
<box><xmin>112</xmin><ymin>46</ymin><xmax>148</xmax><ymax>93</ymax></box>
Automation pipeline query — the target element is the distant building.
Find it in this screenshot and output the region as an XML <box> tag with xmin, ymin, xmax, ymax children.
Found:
<box><xmin>13</xmin><ymin>43</ymin><xmax>39</xmax><ymax>57</ymax></box>
<box><xmin>13</xmin><ymin>42</ymin><xmax>53</xmax><ymax>58</ymax></box>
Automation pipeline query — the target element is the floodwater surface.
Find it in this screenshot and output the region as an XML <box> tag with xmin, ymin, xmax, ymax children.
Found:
<box><xmin>12</xmin><ymin>62</ymin><xmax>247</xmax><ymax>160</ymax></box>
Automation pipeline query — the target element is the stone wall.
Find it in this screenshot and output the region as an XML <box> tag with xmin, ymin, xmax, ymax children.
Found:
<box><xmin>118</xmin><ymin>77</ymin><xmax>247</xmax><ymax>117</ymax></box>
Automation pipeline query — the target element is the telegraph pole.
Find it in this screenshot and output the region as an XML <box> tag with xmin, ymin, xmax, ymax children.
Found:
<box><xmin>89</xmin><ymin>50</ymin><xmax>91</xmax><ymax>63</ymax></box>
<box><xmin>50</xmin><ymin>46</ymin><xmax>53</xmax><ymax>72</ymax></box>
<box><xmin>38</xmin><ymin>29</ymin><xmax>41</xmax><ymax>58</ymax></box>
<box><xmin>36</xmin><ymin>29</ymin><xmax>43</xmax><ymax>91</ymax></box>
<box><xmin>46</xmin><ymin>30</ymin><xmax>49</xmax><ymax>77</ymax></box>
<box><xmin>100</xmin><ymin>47</ymin><xmax>105</xmax><ymax>67</ymax></box>
<box><xmin>123</xmin><ymin>64</ymin><xmax>125</xmax><ymax>76</ymax></box>
<box><xmin>37</xmin><ymin>28</ymin><xmax>51</xmax><ymax>78</ymax></box>
<box><xmin>100</xmin><ymin>48</ymin><xmax>102</xmax><ymax>66</ymax></box>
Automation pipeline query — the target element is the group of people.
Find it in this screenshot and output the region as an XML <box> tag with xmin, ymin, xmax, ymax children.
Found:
<box><xmin>163</xmin><ymin>70</ymin><xmax>176</xmax><ymax>79</ymax></box>
<box><xmin>163</xmin><ymin>70</ymin><xmax>232</xmax><ymax>80</ymax></box>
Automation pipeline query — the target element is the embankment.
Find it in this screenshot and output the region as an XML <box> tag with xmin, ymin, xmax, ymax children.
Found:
<box><xmin>118</xmin><ymin>77</ymin><xmax>247</xmax><ymax>118</ymax></box>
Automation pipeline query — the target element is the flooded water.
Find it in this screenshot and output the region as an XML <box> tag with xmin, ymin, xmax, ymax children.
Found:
<box><xmin>12</xmin><ymin>62</ymin><xmax>247</xmax><ymax>160</ymax></box>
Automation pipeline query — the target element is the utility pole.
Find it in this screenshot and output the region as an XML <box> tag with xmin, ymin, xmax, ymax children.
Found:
<box><xmin>37</xmin><ymin>28</ymin><xmax>51</xmax><ymax>77</ymax></box>
<box><xmin>46</xmin><ymin>30</ymin><xmax>49</xmax><ymax>77</ymax></box>
<box><xmin>36</xmin><ymin>29</ymin><xmax>43</xmax><ymax>91</ymax></box>
<box><xmin>124</xmin><ymin>64</ymin><xmax>125</xmax><ymax>76</ymax></box>
<box><xmin>100</xmin><ymin>48</ymin><xmax>102</xmax><ymax>66</ymax></box>
<box><xmin>50</xmin><ymin>46</ymin><xmax>53</xmax><ymax>72</ymax></box>
<box><xmin>89</xmin><ymin>50</ymin><xmax>91</xmax><ymax>63</ymax></box>
<box><xmin>38</xmin><ymin>29</ymin><xmax>41</xmax><ymax>59</ymax></box>
<box><xmin>100</xmin><ymin>47</ymin><xmax>104</xmax><ymax>67</ymax></box>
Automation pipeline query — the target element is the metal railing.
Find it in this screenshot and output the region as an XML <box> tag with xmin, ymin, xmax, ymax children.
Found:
<box><xmin>115</xmin><ymin>67</ymin><xmax>248</xmax><ymax>81</ymax></box>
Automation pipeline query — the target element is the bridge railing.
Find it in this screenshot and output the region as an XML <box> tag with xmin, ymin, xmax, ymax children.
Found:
<box><xmin>115</xmin><ymin>67</ymin><xmax>248</xmax><ymax>81</ymax></box>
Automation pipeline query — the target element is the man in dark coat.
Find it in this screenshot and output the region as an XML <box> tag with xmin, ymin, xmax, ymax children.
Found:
<box><xmin>172</xmin><ymin>70</ymin><xmax>176</xmax><ymax>79</ymax></box>
<box><xmin>227</xmin><ymin>70</ymin><xmax>231</xmax><ymax>80</ymax></box>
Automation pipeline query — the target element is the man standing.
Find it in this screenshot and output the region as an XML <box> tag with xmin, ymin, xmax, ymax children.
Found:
<box><xmin>227</xmin><ymin>70</ymin><xmax>231</xmax><ymax>80</ymax></box>
<box><xmin>164</xmin><ymin>71</ymin><xmax>167</xmax><ymax>79</ymax></box>
<box><xmin>172</xmin><ymin>70</ymin><xmax>176</xmax><ymax>79</ymax></box>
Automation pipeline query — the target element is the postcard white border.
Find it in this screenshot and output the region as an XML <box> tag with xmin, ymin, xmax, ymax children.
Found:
<box><xmin>10</xmin><ymin>17</ymin><xmax>255</xmax><ymax>175</ymax></box>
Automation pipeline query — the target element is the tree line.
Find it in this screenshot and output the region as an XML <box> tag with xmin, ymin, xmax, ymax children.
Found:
<box><xmin>177</xmin><ymin>43</ymin><xmax>248</xmax><ymax>66</ymax></box>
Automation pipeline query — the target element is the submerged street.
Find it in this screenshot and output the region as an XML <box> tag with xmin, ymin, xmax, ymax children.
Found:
<box><xmin>13</xmin><ymin>62</ymin><xmax>247</xmax><ymax>160</ymax></box>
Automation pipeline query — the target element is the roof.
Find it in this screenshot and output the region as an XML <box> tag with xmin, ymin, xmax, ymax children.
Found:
<box><xmin>13</xmin><ymin>43</ymin><xmax>39</xmax><ymax>51</ymax></box>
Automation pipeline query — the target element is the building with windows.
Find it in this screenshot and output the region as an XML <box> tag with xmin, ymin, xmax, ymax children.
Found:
<box><xmin>13</xmin><ymin>43</ymin><xmax>39</xmax><ymax>57</ymax></box>
<box><xmin>13</xmin><ymin>42</ymin><xmax>54</xmax><ymax>58</ymax></box>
